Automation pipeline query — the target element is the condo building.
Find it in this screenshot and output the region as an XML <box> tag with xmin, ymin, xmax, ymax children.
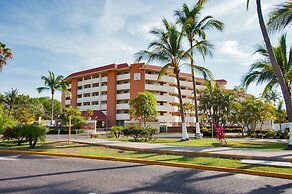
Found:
<box><xmin>62</xmin><ymin>63</ymin><xmax>227</xmax><ymax>127</ymax></box>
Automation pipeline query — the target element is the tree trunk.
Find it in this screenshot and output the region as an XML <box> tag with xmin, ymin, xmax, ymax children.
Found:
<box><xmin>190</xmin><ymin>42</ymin><xmax>199</xmax><ymax>123</ymax></box>
<box><xmin>256</xmin><ymin>0</ymin><xmax>292</xmax><ymax>122</ymax></box>
<box><xmin>32</xmin><ymin>138</ymin><xmax>37</xmax><ymax>149</ymax></box>
<box><xmin>51</xmin><ymin>92</ymin><xmax>54</xmax><ymax>126</ymax></box>
<box><xmin>174</xmin><ymin>66</ymin><xmax>189</xmax><ymax>140</ymax></box>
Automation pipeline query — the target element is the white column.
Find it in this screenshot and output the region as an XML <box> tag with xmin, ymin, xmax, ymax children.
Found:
<box><xmin>289</xmin><ymin>122</ymin><xmax>292</xmax><ymax>148</ymax></box>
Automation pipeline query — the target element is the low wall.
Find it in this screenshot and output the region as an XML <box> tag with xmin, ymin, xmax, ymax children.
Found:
<box><xmin>166</xmin><ymin>126</ymin><xmax>195</xmax><ymax>133</ymax></box>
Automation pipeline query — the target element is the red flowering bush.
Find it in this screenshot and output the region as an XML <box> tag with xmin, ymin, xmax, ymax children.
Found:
<box><xmin>214</xmin><ymin>122</ymin><xmax>227</xmax><ymax>144</ymax></box>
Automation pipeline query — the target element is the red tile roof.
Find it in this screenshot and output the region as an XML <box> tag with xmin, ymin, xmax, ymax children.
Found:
<box><xmin>66</xmin><ymin>63</ymin><xmax>130</xmax><ymax>79</ymax></box>
<box><xmin>82</xmin><ymin>110</ymin><xmax>107</xmax><ymax>121</ymax></box>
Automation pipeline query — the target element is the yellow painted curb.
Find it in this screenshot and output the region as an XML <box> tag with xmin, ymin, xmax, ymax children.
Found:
<box><xmin>1</xmin><ymin>149</ymin><xmax>292</xmax><ymax>180</ymax></box>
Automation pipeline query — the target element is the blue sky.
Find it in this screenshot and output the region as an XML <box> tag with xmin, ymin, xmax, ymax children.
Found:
<box><xmin>0</xmin><ymin>0</ymin><xmax>290</xmax><ymax>100</ymax></box>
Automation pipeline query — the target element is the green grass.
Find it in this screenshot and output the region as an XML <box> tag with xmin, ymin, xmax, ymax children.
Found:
<box><xmin>107</xmin><ymin>137</ymin><xmax>289</xmax><ymax>150</ymax></box>
<box><xmin>1</xmin><ymin>141</ymin><xmax>292</xmax><ymax>175</ymax></box>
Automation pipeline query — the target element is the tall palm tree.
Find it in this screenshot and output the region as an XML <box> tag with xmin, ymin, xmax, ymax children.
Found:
<box><xmin>134</xmin><ymin>19</ymin><xmax>199</xmax><ymax>140</ymax></box>
<box><xmin>242</xmin><ymin>34</ymin><xmax>291</xmax><ymax>102</ymax></box>
<box><xmin>246</xmin><ymin>0</ymin><xmax>292</xmax><ymax>122</ymax></box>
<box><xmin>0</xmin><ymin>42</ymin><xmax>13</xmax><ymax>72</ymax></box>
<box><xmin>37</xmin><ymin>71</ymin><xmax>68</xmax><ymax>125</ymax></box>
<box><xmin>268</xmin><ymin>1</ymin><xmax>292</xmax><ymax>33</ymax></box>
<box><xmin>174</xmin><ymin>1</ymin><xmax>224</xmax><ymax>138</ymax></box>
<box><xmin>4</xmin><ymin>88</ymin><xmax>18</xmax><ymax>116</ymax></box>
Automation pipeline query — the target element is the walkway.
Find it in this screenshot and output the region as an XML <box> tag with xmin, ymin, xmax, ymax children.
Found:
<box><xmin>58</xmin><ymin>137</ymin><xmax>292</xmax><ymax>162</ymax></box>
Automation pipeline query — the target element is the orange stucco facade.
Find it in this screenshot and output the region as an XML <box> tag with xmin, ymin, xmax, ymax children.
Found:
<box><xmin>70</xmin><ymin>78</ymin><xmax>78</xmax><ymax>107</ymax></box>
<box><xmin>130</xmin><ymin>63</ymin><xmax>145</xmax><ymax>100</ymax></box>
<box><xmin>107</xmin><ymin>70</ymin><xmax>117</xmax><ymax>127</ymax></box>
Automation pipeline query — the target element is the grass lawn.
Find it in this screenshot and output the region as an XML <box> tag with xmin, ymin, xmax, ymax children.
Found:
<box><xmin>107</xmin><ymin>137</ymin><xmax>289</xmax><ymax>150</ymax></box>
<box><xmin>1</xmin><ymin>141</ymin><xmax>292</xmax><ymax>175</ymax></box>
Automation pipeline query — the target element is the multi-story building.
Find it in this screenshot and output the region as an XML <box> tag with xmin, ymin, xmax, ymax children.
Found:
<box><xmin>62</xmin><ymin>63</ymin><xmax>227</xmax><ymax>127</ymax></box>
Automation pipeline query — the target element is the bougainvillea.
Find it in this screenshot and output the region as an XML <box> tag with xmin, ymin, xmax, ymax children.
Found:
<box><xmin>214</xmin><ymin>122</ymin><xmax>227</xmax><ymax>144</ymax></box>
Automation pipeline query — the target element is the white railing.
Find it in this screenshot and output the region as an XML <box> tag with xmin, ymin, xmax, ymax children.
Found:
<box><xmin>145</xmin><ymin>84</ymin><xmax>178</xmax><ymax>94</ymax></box>
<box><xmin>101</xmin><ymin>77</ymin><xmax>108</xmax><ymax>82</ymax></box>
<box><xmin>156</xmin><ymin>105</ymin><xmax>178</xmax><ymax>112</ymax></box>
<box><xmin>116</xmin><ymin>114</ymin><xmax>130</xmax><ymax>120</ymax></box>
<box><xmin>116</xmin><ymin>103</ymin><xmax>130</xmax><ymax>110</ymax></box>
<box><xmin>154</xmin><ymin>95</ymin><xmax>180</xmax><ymax>103</ymax></box>
<box><xmin>101</xmin><ymin>86</ymin><xmax>107</xmax><ymax>91</ymax></box>
<box><xmin>145</xmin><ymin>74</ymin><xmax>176</xmax><ymax>83</ymax></box>
<box><xmin>180</xmin><ymin>80</ymin><xmax>193</xmax><ymax>88</ymax></box>
<box><xmin>65</xmin><ymin>100</ymin><xmax>71</xmax><ymax>105</ymax></box>
<box><xmin>117</xmin><ymin>74</ymin><xmax>130</xmax><ymax>81</ymax></box>
<box><xmin>100</xmin><ymin>95</ymin><xmax>107</xmax><ymax>101</ymax></box>
<box><xmin>117</xmin><ymin>93</ymin><xmax>130</xmax><ymax>100</ymax></box>
<box><xmin>117</xmin><ymin>83</ymin><xmax>130</xmax><ymax>90</ymax></box>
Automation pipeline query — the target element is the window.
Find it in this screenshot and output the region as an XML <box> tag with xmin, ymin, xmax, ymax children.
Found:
<box><xmin>65</xmin><ymin>97</ymin><xmax>70</xmax><ymax>100</ymax></box>
<box><xmin>83</xmin><ymin>102</ymin><xmax>90</xmax><ymax>106</ymax></box>
<box><xmin>92</xmin><ymin>101</ymin><xmax>99</xmax><ymax>105</ymax></box>
<box><xmin>78</xmin><ymin>78</ymin><xmax>82</xmax><ymax>81</ymax></box>
<box><xmin>84</xmin><ymin>76</ymin><xmax>91</xmax><ymax>80</ymax></box>
<box><xmin>92</xmin><ymin>83</ymin><xmax>99</xmax><ymax>87</ymax></box>
<box><xmin>77</xmin><ymin>103</ymin><xmax>82</xmax><ymax>106</ymax></box>
<box><xmin>78</xmin><ymin>86</ymin><xmax>82</xmax><ymax>90</ymax></box>
<box><xmin>101</xmin><ymin>91</ymin><xmax>107</xmax><ymax>95</ymax></box>
<box><xmin>84</xmin><ymin>84</ymin><xmax>91</xmax><ymax>89</ymax></box>
<box><xmin>92</xmin><ymin>74</ymin><xmax>99</xmax><ymax>79</ymax></box>
<box><xmin>92</xmin><ymin>92</ymin><xmax>99</xmax><ymax>96</ymax></box>
<box><xmin>101</xmin><ymin>101</ymin><xmax>107</xmax><ymax>104</ymax></box>
<box><xmin>83</xmin><ymin>93</ymin><xmax>90</xmax><ymax>97</ymax></box>
<box><xmin>101</xmin><ymin>82</ymin><xmax>107</xmax><ymax>86</ymax></box>
<box><xmin>77</xmin><ymin>94</ymin><xmax>82</xmax><ymax>98</ymax></box>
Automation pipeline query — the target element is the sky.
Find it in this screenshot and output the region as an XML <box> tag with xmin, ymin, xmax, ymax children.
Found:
<box><xmin>0</xmin><ymin>0</ymin><xmax>290</xmax><ymax>100</ymax></box>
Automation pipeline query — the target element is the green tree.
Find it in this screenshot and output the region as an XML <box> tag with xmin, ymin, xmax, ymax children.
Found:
<box><xmin>175</xmin><ymin>0</ymin><xmax>223</xmax><ymax>136</ymax></box>
<box><xmin>232</xmin><ymin>96</ymin><xmax>275</xmax><ymax>132</ymax></box>
<box><xmin>241</xmin><ymin>34</ymin><xmax>292</xmax><ymax>98</ymax></box>
<box><xmin>135</xmin><ymin>19</ymin><xmax>195</xmax><ymax>140</ymax></box>
<box><xmin>3</xmin><ymin>88</ymin><xmax>18</xmax><ymax>116</ymax></box>
<box><xmin>60</xmin><ymin>107</ymin><xmax>85</xmax><ymax>127</ymax></box>
<box><xmin>0</xmin><ymin>42</ymin><xmax>13</xmax><ymax>72</ymax></box>
<box><xmin>36</xmin><ymin>71</ymin><xmax>68</xmax><ymax>125</ymax></box>
<box><xmin>198</xmin><ymin>81</ymin><xmax>236</xmax><ymax>126</ymax></box>
<box><xmin>275</xmin><ymin>100</ymin><xmax>288</xmax><ymax>130</ymax></box>
<box><xmin>268</xmin><ymin>1</ymin><xmax>292</xmax><ymax>33</ymax></box>
<box><xmin>246</xmin><ymin>0</ymin><xmax>292</xmax><ymax>122</ymax></box>
<box><xmin>130</xmin><ymin>91</ymin><xmax>158</xmax><ymax>127</ymax></box>
<box><xmin>36</xmin><ymin>97</ymin><xmax>61</xmax><ymax>119</ymax></box>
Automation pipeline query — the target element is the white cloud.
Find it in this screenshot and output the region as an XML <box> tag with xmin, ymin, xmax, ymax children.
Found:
<box><xmin>219</xmin><ymin>41</ymin><xmax>259</xmax><ymax>66</ymax></box>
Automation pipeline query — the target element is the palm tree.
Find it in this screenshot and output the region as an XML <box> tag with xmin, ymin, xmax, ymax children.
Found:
<box><xmin>241</xmin><ymin>34</ymin><xmax>291</xmax><ymax>102</ymax></box>
<box><xmin>134</xmin><ymin>19</ymin><xmax>198</xmax><ymax>140</ymax></box>
<box><xmin>246</xmin><ymin>0</ymin><xmax>292</xmax><ymax>122</ymax></box>
<box><xmin>4</xmin><ymin>88</ymin><xmax>18</xmax><ymax>116</ymax></box>
<box><xmin>37</xmin><ymin>71</ymin><xmax>68</xmax><ymax>125</ymax></box>
<box><xmin>174</xmin><ymin>1</ymin><xmax>224</xmax><ymax>138</ymax></box>
<box><xmin>268</xmin><ymin>1</ymin><xmax>292</xmax><ymax>33</ymax></box>
<box><xmin>0</xmin><ymin>42</ymin><xmax>13</xmax><ymax>72</ymax></box>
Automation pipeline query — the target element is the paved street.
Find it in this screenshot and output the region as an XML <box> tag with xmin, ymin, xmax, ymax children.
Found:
<box><xmin>1</xmin><ymin>153</ymin><xmax>292</xmax><ymax>194</ymax></box>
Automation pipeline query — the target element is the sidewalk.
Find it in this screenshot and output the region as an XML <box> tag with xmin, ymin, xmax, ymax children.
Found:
<box><xmin>69</xmin><ymin>137</ymin><xmax>292</xmax><ymax>162</ymax></box>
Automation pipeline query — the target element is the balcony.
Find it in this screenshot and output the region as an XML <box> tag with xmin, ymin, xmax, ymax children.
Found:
<box><xmin>116</xmin><ymin>103</ymin><xmax>130</xmax><ymax>110</ymax></box>
<box><xmin>117</xmin><ymin>74</ymin><xmax>130</xmax><ymax>81</ymax></box>
<box><xmin>116</xmin><ymin>93</ymin><xmax>130</xmax><ymax>100</ymax></box>
<box><xmin>101</xmin><ymin>86</ymin><xmax>107</xmax><ymax>91</ymax></box>
<box><xmin>157</xmin><ymin>115</ymin><xmax>180</xmax><ymax>123</ymax></box>
<box><xmin>101</xmin><ymin>77</ymin><xmax>108</xmax><ymax>82</ymax></box>
<box><xmin>145</xmin><ymin>84</ymin><xmax>177</xmax><ymax>94</ymax></box>
<box><xmin>117</xmin><ymin>83</ymin><xmax>130</xmax><ymax>90</ymax></box>
<box><xmin>154</xmin><ymin>94</ymin><xmax>179</xmax><ymax>103</ymax></box>
<box><xmin>156</xmin><ymin>105</ymin><xmax>178</xmax><ymax>112</ymax></box>
<box><xmin>116</xmin><ymin>114</ymin><xmax>130</xmax><ymax>120</ymax></box>
<box><xmin>65</xmin><ymin>100</ymin><xmax>71</xmax><ymax>105</ymax></box>
<box><xmin>180</xmin><ymin>80</ymin><xmax>193</xmax><ymax>88</ymax></box>
<box><xmin>145</xmin><ymin>74</ymin><xmax>176</xmax><ymax>83</ymax></box>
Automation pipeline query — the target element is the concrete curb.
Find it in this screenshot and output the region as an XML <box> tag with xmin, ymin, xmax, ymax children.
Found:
<box><xmin>72</xmin><ymin>140</ymin><xmax>292</xmax><ymax>163</ymax></box>
<box><xmin>1</xmin><ymin>149</ymin><xmax>292</xmax><ymax>180</ymax></box>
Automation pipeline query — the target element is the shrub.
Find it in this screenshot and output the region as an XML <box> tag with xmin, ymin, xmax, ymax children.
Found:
<box><xmin>2</xmin><ymin>123</ymin><xmax>48</xmax><ymax>148</ymax></box>
<box><xmin>2</xmin><ymin>126</ymin><xmax>25</xmax><ymax>145</ymax></box>
<box><xmin>122</xmin><ymin>125</ymin><xmax>158</xmax><ymax>142</ymax></box>
<box><xmin>20</xmin><ymin>124</ymin><xmax>48</xmax><ymax>149</ymax></box>
<box><xmin>110</xmin><ymin>125</ymin><xmax>124</xmax><ymax>138</ymax></box>
<box><xmin>90</xmin><ymin>133</ymin><xmax>99</xmax><ymax>138</ymax></box>
<box><xmin>248</xmin><ymin>129</ymin><xmax>282</xmax><ymax>139</ymax></box>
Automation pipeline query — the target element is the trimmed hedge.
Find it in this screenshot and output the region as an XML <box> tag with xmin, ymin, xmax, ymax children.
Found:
<box><xmin>248</xmin><ymin>129</ymin><xmax>289</xmax><ymax>139</ymax></box>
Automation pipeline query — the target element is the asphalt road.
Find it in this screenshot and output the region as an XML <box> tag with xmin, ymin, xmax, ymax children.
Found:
<box><xmin>0</xmin><ymin>153</ymin><xmax>292</xmax><ymax>194</ymax></box>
